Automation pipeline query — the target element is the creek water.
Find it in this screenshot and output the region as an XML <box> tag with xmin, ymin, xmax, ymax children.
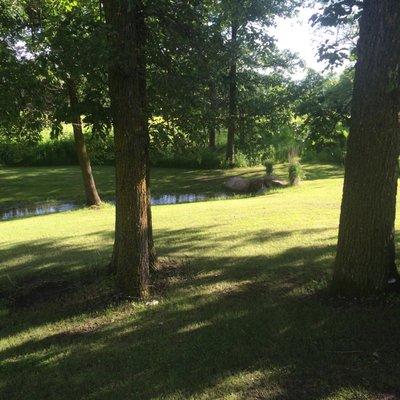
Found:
<box><xmin>1</xmin><ymin>193</ymin><xmax>229</xmax><ymax>221</ymax></box>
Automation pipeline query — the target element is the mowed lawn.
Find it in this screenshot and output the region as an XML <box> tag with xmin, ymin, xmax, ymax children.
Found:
<box><xmin>1</xmin><ymin>165</ymin><xmax>400</xmax><ymax>400</ymax></box>
<box><xmin>0</xmin><ymin>163</ymin><xmax>343</xmax><ymax>208</ymax></box>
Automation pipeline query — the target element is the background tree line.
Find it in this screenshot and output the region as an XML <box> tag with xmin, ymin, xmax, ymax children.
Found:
<box><xmin>0</xmin><ymin>0</ymin><xmax>353</xmax><ymax>172</ymax></box>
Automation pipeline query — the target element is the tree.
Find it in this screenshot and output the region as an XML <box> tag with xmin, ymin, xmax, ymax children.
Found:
<box><xmin>332</xmin><ymin>0</ymin><xmax>400</xmax><ymax>296</ymax></box>
<box><xmin>102</xmin><ymin>0</ymin><xmax>151</xmax><ymax>298</ymax></box>
<box><xmin>65</xmin><ymin>78</ymin><xmax>102</xmax><ymax>206</ymax></box>
<box><xmin>217</xmin><ymin>0</ymin><xmax>299</xmax><ymax>165</ymax></box>
<box><xmin>3</xmin><ymin>0</ymin><xmax>105</xmax><ymax>206</ymax></box>
<box><xmin>295</xmin><ymin>69</ymin><xmax>353</xmax><ymax>160</ymax></box>
<box><xmin>311</xmin><ymin>0</ymin><xmax>361</xmax><ymax>67</ymax></box>
<box><xmin>226</xmin><ymin>19</ymin><xmax>237</xmax><ymax>165</ymax></box>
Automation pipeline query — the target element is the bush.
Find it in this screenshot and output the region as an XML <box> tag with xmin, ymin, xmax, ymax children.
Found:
<box><xmin>262</xmin><ymin>145</ymin><xmax>276</xmax><ymax>164</ymax></box>
<box><xmin>232</xmin><ymin>151</ymin><xmax>249</xmax><ymax>168</ymax></box>
<box><xmin>0</xmin><ymin>141</ymin><xmax>32</xmax><ymax>165</ymax></box>
<box><xmin>149</xmin><ymin>147</ymin><xmax>224</xmax><ymax>170</ymax></box>
<box><xmin>0</xmin><ymin>136</ymin><xmax>115</xmax><ymax>167</ymax></box>
<box><xmin>302</xmin><ymin>146</ymin><xmax>345</xmax><ymax>165</ymax></box>
<box><xmin>264</xmin><ymin>160</ymin><xmax>274</xmax><ymax>175</ymax></box>
<box><xmin>199</xmin><ymin>148</ymin><xmax>223</xmax><ymax>169</ymax></box>
<box><xmin>35</xmin><ymin>140</ymin><xmax>77</xmax><ymax>166</ymax></box>
<box><xmin>288</xmin><ymin>162</ymin><xmax>303</xmax><ymax>186</ymax></box>
<box><xmin>87</xmin><ymin>135</ymin><xmax>115</xmax><ymax>165</ymax></box>
<box><xmin>0</xmin><ymin>139</ymin><xmax>77</xmax><ymax>166</ymax></box>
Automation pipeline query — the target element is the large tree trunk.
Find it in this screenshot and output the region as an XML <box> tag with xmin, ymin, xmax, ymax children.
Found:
<box><xmin>103</xmin><ymin>0</ymin><xmax>151</xmax><ymax>299</ymax></box>
<box><xmin>333</xmin><ymin>0</ymin><xmax>400</xmax><ymax>297</ymax></box>
<box><xmin>226</xmin><ymin>22</ymin><xmax>237</xmax><ymax>165</ymax></box>
<box><xmin>208</xmin><ymin>79</ymin><xmax>217</xmax><ymax>149</ymax></box>
<box><xmin>147</xmin><ymin>170</ymin><xmax>156</xmax><ymax>271</ymax></box>
<box><xmin>66</xmin><ymin>79</ymin><xmax>102</xmax><ymax>207</ymax></box>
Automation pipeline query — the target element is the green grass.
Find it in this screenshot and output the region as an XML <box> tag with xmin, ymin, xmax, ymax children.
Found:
<box><xmin>1</xmin><ymin>164</ymin><xmax>399</xmax><ymax>400</ymax></box>
<box><xmin>0</xmin><ymin>163</ymin><xmax>342</xmax><ymax>209</ymax></box>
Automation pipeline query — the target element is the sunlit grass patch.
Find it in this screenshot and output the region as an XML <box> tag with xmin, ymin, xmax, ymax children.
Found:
<box><xmin>1</xmin><ymin>165</ymin><xmax>400</xmax><ymax>399</ymax></box>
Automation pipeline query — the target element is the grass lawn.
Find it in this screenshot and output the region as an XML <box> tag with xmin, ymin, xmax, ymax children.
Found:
<box><xmin>1</xmin><ymin>164</ymin><xmax>400</xmax><ymax>400</ymax></box>
<box><xmin>0</xmin><ymin>163</ymin><xmax>343</xmax><ymax>209</ymax></box>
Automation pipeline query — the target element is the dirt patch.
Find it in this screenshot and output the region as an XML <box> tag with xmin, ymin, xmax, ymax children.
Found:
<box><xmin>6</xmin><ymin>277</ymin><xmax>76</xmax><ymax>308</ymax></box>
<box><xmin>5</xmin><ymin>273</ymin><xmax>114</xmax><ymax>310</ymax></box>
<box><xmin>4</xmin><ymin>258</ymin><xmax>188</xmax><ymax>309</ymax></box>
<box><xmin>151</xmin><ymin>257</ymin><xmax>189</xmax><ymax>295</ymax></box>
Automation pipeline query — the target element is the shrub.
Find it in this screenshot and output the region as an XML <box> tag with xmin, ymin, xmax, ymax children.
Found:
<box><xmin>232</xmin><ymin>151</ymin><xmax>249</xmax><ymax>168</ymax></box>
<box><xmin>262</xmin><ymin>145</ymin><xmax>276</xmax><ymax>163</ymax></box>
<box><xmin>199</xmin><ymin>148</ymin><xmax>223</xmax><ymax>169</ymax></box>
<box><xmin>87</xmin><ymin>135</ymin><xmax>115</xmax><ymax>165</ymax></box>
<box><xmin>149</xmin><ymin>147</ymin><xmax>225</xmax><ymax>170</ymax></box>
<box><xmin>264</xmin><ymin>160</ymin><xmax>274</xmax><ymax>175</ymax></box>
<box><xmin>288</xmin><ymin>162</ymin><xmax>303</xmax><ymax>186</ymax></box>
<box><xmin>0</xmin><ymin>139</ymin><xmax>77</xmax><ymax>166</ymax></box>
<box><xmin>301</xmin><ymin>146</ymin><xmax>345</xmax><ymax>165</ymax></box>
<box><xmin>0</xmin><ymin>137</ymin><xmax>108</xmax><ymax>166</ymax></box>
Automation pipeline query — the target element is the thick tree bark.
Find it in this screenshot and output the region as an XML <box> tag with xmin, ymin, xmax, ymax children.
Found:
<box><xmin>66</xmin><ymin>79</ymin><xmax>102</xmax><ymax>207</ymax></box>
<box><xmin>103</xmin><ymin>0</ymin><xmax>151</xmax><ymax>299</ymax></box>
<box><xmin>147</xmin><ymin>170</ymin><xmax>156</xmax><ymax>271</ymax></box>
<box><xmin>208</xmin><ymin>79</ymin><xmax>217</xmax><ymax>149</ymax></box>
<box><xmin>333</xmin><ymin>0</ymin><xmax>400</xmax><ymax>297</ymax></box>
<box><xmin>226</xmin><ymin>22</ymin><xmax>237</xmax><ymax>165</ymax></box>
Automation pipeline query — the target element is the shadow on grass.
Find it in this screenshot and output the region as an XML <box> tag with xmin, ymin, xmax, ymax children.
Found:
<box><xmin>1</xmin><ymin>225</ymin><xmax>399</xmax><ymax>400</ymax></box>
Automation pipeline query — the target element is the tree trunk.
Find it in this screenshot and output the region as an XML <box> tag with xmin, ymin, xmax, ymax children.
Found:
<box><xmin>103</xmin><ymin>0</ymin><xmax>151</xmax><ymax>299</ymax></box>
<box><xmin>333</xmin><ymin>0</ymin><xmax>400</xmax><ymax>297</ymax></box>
<box><xmin>147</xmin><ymin>170</ymin><xmax>156</xmax><ymax>271</ymax></box>
<box><xmin>226</xmin><ymin>21</ymin><xmax>237</xmax><ymax>166</ymax></box>
<box><xmin>208</xmin><ymin>79</ymin><xmax>217</xmax><ymax>149</ymax></box>
<box><xmin>66</xmin><ymin>79</ymin><xmax>102</xmax><ymax>207</ymax></box>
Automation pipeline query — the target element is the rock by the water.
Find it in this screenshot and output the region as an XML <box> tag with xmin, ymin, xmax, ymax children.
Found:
<box><xmin>224</xmin><ymin>174</ymin><xmax>287</xmax><ymax>194</ymax></box>
<box><xmin>264</xmin><ymin>175</ymin><xmax>288</xmax><ymax>188</ymax></box>
<box><xmin>248</xmin><ymin>177</ymin><xmax>265</xmax><ymax>193</ymax></box>
<box><xmin>224</xmin><ymin>176</ymin><xmax>251</xmax><ymax>193</ymax></box>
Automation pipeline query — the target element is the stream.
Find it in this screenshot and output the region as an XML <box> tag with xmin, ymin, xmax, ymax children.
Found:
<box><xmin>1</xmin><ymin>193</ymin><xmax>229</xmax><ymax>221</ymax></box>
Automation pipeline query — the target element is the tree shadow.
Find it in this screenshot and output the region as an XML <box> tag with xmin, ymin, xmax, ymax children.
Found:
<box><xmin>2</xmin><ymin>222</ymin><xmax>400</xmax><ymax>399</ymax></box>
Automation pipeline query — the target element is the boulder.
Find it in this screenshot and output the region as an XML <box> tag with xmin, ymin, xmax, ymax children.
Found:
<box><xmin>248</xmin><ymin>177</ymin><xmax>266</xmax><ymax>193</ymax></box>
<box><xmin>224</xmin><ymin>176</ymin><xmax>251</xmax><ymax>193</ymax></box>
<box><xmin>224</xmin><ymin>175</ymin><xmax>288</xmax><ymax>194</ymax></box>
<box><xmin>264</xmin><ymin>175</ymin><xmax>288</xmax><ymax>188</ymax></box>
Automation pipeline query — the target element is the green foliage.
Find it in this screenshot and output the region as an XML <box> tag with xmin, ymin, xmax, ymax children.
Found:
<box><xmin>288</xmin><ymin>162</ymin><xmax>303</xmax><ymax>186</ymax></box>
<box><xmin>263</xmin><ymin>145</ymin><xmax>276</xmax><ymax>163</ymax></box>
<box><xmin>0</xmin><ymin>0</ymin><xmax>353</xmax><ymax>174</ymax></box>
<box><xmin>295</xmin><ymin>69</ymin><xmax>353</xmax><ymax>157</ymax></box>
<box><xmin>0</xmin><ymin>138</ymin><xmax>77</xmax><ymax>166</ymax></box>
<box><xmin>265</xmin><ymin>160</ymin><xmax>274</xmax><ymax>175</ymax></box>
<box><xmin>231</xmin><ymin>151</ymin><xmax>250</xmax><ymax>168</ymax></box>
<box><xmin>150</xmin><ymin>148</ymin><xmax>224</xmax><ymax>170</ymax></box>
<box><xmin>86</xmin><ymin>135</ymin><xmax>115</xmax><ymax>166</ymax></box>
<box><xmin>0</xmin><ymin>133</ymin><xmax>116</xmax><ymax>167</ymax></box>
<box><xmin>302</xmin><ymin>146</ymin><xmax>345</xmax><ymax>165</ymax></box>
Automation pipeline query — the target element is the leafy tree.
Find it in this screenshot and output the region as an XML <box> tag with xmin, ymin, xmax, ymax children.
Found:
<box><xmin>146</xmin><ymin>0</ymin><xmax>301</xmax><ymax>165</ymax></box>
<box><xmin>214</xmin><ymin>0</ymin><xmax>300</xmax><ymax>165</ymax></box>
<box><xmin>332</xmin><ymin>0</ymin><xmax>400</xmax><ymax>296</ymax></box>
<box><xmin>146</xmin><ymin>0</ymin><xmax>226</xmax><ymax>152</ymax></box>
<box><xmin>0</xmin><ymin>41</ymin><xmax>46</xmax><ymax>142</ymax></box>
<box><xmin>296</xmin><ymin>69</ymin><xmax>353</xmax><ymax>160</ymax></box>
<box><xmin>1</xmin><ymin>0</ymin><xmax>105</xmax><ymax>205</ymax></box>
<box><xmin>311</xmin><ymin>0</ymin><xmax>361</xmax><ymax>66</ymax></box>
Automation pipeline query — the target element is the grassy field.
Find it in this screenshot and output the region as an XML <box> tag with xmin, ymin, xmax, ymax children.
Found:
<box><xmin>1</xmin><ymin>164</ymin><xmax>400</xmax><ymax>400</ymax></box>
<box><xmin>0</xmin><ymin>163</ymin><xmax>343</xmax><ymax>209</ymax></box>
